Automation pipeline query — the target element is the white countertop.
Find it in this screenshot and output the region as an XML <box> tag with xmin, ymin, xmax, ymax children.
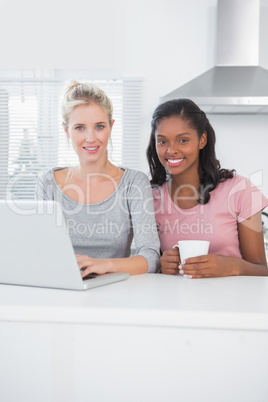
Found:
<box><xmin>1</xmin><ymin>274</ymin><xmax>268</xmax><ymax>331</ymax></box>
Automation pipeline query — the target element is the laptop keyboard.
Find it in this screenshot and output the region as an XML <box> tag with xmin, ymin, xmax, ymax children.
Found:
<box><xmin>82</xmin><ymin>273</ymin><xmax>98</xmax><ymax>281</ymax></box>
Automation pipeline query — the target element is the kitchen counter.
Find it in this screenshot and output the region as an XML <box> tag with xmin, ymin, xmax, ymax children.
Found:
<box><xmin>0</xmin><ymin>274</ymin><xmax>268</xmax><ymax>402</ymax></box>
<box><xmin>1</xmin><ymin>274</ymin><xmax>268</xmax><ymax>330</ymax></box>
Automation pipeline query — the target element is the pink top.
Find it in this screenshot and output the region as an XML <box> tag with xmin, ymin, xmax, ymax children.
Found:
<box><xmin>153</xmin><ymin>175</ymin><xmax>268</xmax><ymax>258</ymax></box>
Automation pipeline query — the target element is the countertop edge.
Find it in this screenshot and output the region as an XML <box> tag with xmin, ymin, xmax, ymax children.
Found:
<box><xmin>0</xmin><ymin>305</ymin><xmax>268</xmax><ymax>331</ymax></box>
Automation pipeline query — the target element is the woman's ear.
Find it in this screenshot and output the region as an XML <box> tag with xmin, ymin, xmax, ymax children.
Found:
<box><xmin>62</xmin><ymin>122</ymin><xmax>70</xmax><ymax>138</ymax></box>
<box><xmin>199</xmin><ymin>131</ymin><xmax>207</xmax><ymax>149</ymax></box>
<box><xmin>109</xmin><ymin>119</ymin><xmax>115</xmax><ymax>137</ymax></box>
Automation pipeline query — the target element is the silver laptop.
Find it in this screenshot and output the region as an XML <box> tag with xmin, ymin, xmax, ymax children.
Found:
<box><xmin>0</xmin><ymin>200</ymin><xmax>129</xmax><ymax>290</ymax></box>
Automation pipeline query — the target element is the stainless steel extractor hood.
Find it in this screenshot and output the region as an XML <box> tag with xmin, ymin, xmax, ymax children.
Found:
<box><xmin>161</xmin><ymin>0</ymin><xmax>268</xmax><ymax>114</ymax></box>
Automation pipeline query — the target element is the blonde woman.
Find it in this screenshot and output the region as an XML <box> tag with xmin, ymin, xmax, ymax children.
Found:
<box><xmin>36</xmin><ymin>80</ymin><xmax>160</xmax><ymax>276</ymax></box>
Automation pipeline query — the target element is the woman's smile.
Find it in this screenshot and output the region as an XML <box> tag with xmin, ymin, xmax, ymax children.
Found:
<box><xmin>166</xmin><ymin>158</ymin><xmax>185</xmax><ymax>167</ymax></box>
<box><xmin>83</xmin><ymin>145</ymin><xmax>100</xmax><ymax>153</ymax></box>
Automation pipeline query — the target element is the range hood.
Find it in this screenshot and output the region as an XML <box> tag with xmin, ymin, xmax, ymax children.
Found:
<box><xmin>161</xmin><ymin>0</ymin><xmax>268</xmax><ymax>114</ymax></box>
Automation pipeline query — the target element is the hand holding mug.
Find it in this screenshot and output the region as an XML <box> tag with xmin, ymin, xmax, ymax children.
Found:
<box><xmin>173</xmin><ymin>240</ymin><xmax>210</xmax><ymax>277</ymax></box>
<box><xmin>160</xmin><ymin>248</ymin><xmax>181</xmax><ymax>275</ymax></box>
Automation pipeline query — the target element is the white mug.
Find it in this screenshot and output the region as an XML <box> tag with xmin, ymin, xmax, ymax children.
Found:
<box><xmin>173</xmin><ymin>240</ymin><xmax>210</xmax><ymax>263</ymax></box>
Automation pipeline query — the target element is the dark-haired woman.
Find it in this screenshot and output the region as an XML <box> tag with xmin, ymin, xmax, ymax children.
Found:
<box><xmin>147</xmin><ymin>99</ymin><xmax>268</xmax><ymax>278</ymax></box>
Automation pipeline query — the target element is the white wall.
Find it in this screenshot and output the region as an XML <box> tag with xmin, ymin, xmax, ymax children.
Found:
<box><xmin>0</xmin><ymin>0</ymin><xmax>267</xmax><ymax>199</ymax></box>
<box><xmin>211</xmin><ymin>114</ymin><xmax>268</xmax><ymax>198</ymax></box>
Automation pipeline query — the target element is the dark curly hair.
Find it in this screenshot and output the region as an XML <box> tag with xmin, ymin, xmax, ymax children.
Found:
<box><xmin>146</xmin><ymin>98</ymin><xmax>235</xmax><ymax>204</ymax></box>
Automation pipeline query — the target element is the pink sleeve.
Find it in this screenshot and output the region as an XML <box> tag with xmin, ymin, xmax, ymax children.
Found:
<box><xmin>229</xmin><ymin>176</ymin><xmax>268</xmax><ymax>223</ymax></box>
<box><xmin>152</xmin><ymin>186</ymin><xmax>162</xmax><ymax>215</ymax></box>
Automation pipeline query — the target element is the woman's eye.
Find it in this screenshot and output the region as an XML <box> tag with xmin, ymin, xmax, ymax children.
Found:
<box><xmin>157</xmin><ymin>140</ymin><xmax>166</xmax><ymax>145</ymax></box>
<box><xmin>96</xmin><ymin>125</ymin><xmax>104</xmax><ymax>130</ymax></box>
<box><xmin>75</xmin><ymin>126</ymin><xmax>84</xmax><ymax>130</ymax></box>
<box><xmin>180</xmin><ymin>138</ymin><xmax>189</xmax><ymax>143</ymax></box>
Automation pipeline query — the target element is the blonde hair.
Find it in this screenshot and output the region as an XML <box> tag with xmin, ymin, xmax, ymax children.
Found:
<box><xmin>61</xmin><ymin>80</ymin><xmax>113</xmax><ymax>127</ymax></box>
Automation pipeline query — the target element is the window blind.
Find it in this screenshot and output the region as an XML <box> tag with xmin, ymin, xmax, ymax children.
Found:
<box><xmin>0</xmin><ymin>74</ymin><xmax>142</xmax><ymax>199</ymax></box>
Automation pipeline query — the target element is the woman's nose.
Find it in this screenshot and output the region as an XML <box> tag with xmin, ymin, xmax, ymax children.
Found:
<box><xmin>85</xmin><ymin>129</ymin><xmax>95</xmax><ymax>142</ymax></box>
<box><xmin>167</xmin><ymin>144</ymin><xmax>178</xmax><ymax>154</ymax></box>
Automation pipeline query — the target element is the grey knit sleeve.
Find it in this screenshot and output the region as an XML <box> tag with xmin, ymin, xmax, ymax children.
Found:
<box><xmin>34</xmin><ymin>170</ymin><xmax>55</xmax><ymax>200</ymax></box>
<box><xmin>126</xmin><ymin>171</ymin><xmax>160</xmax><ymax>273</ymax></box>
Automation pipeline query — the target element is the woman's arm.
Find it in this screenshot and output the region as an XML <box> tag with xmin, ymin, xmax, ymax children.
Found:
<box><xmin>179</xmin><ymin>212</ymin><xmax>268</xmax><ymax>278</ymax></box>
<box><xmin>125</xmin><ymin>172</ymin><xmax>160</xmax><ymax>273</ymax></box>
<box><xmin>236</xmin><ymin>211</ymin><xmax>267</xmax><ymax>275</ymax></box>
<box><xmin>34</xmin><ymin>171</ymin><xmax>52</xmax><ymax>200</ymax></box>
<box><xmin>76</xmin><ymin>254</ymin><xmax>148</xmax><ymax>276</ymax></box>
